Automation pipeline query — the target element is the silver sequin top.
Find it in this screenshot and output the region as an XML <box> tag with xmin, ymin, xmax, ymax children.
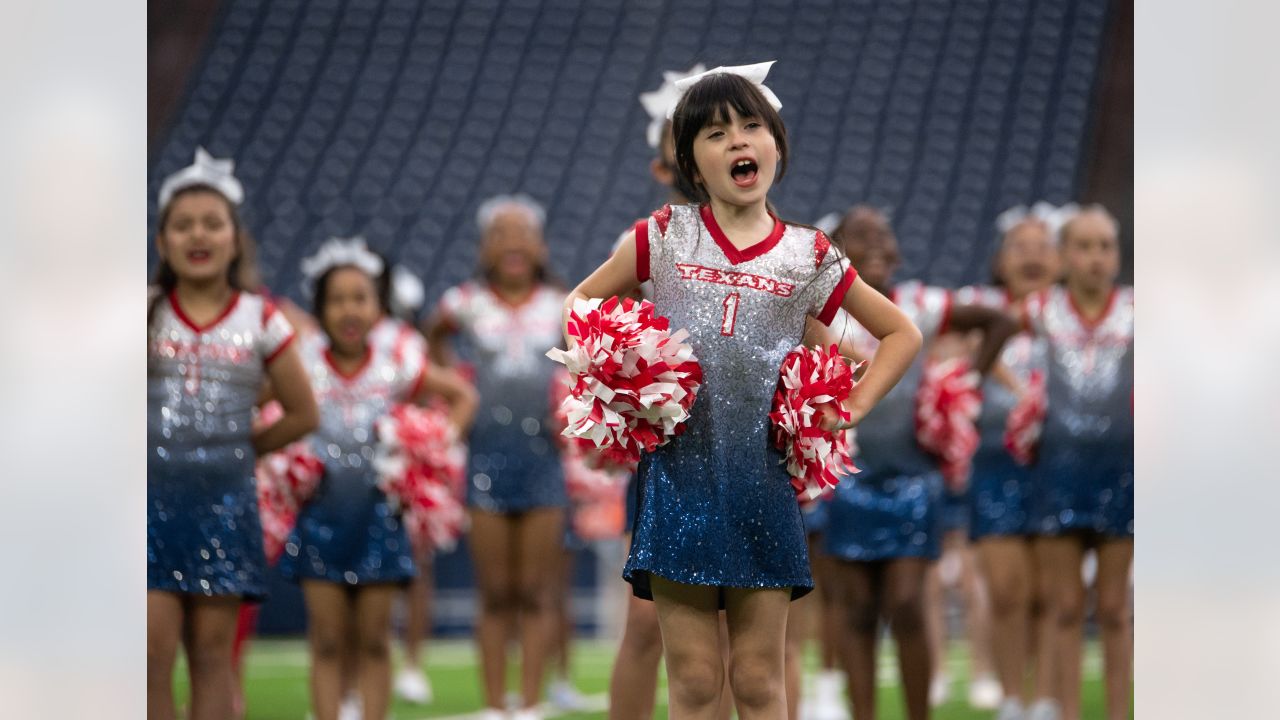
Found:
<box><xmin>148</xmin><ymin>290</ymin><xmax>296</xmax><ymax>460</ymax></box>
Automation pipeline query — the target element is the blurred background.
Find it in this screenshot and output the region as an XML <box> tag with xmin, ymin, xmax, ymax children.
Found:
<box><xmin>146</xmin><ymin>1</ymin><xmax>1133</xmax><ymax>717</ymax></box>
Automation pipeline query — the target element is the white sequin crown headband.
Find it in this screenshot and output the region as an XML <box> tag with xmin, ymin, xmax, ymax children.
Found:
<box><xmin>158</xmin><ymin>146</ymin><xmax>245</xmax><ymax>210</ymax></box>
<box><xmin>666</xmin><ymin>60</ymin><xmax>783</xmax><ymax>120</ymax></box>
<box><xmin>300</xmin><ymin>236</ymin><xmax>385</xmax><ymax>282</ymax></box>
<box><xmin>639</xmin><ymin>63</ymin><xmax>707</xmax><ymax>148</ymax></box>
<box><xmin>995</xmin><ymin>201</ymin><xmax>1080</xmax><ymax>244</ymax></box>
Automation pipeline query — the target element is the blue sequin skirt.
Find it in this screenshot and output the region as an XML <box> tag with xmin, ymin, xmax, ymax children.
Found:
<box><xmin>279</xmin><ymin>465</ymin><xmax>416</xmax><ymax>586</ymax></box>
<box><xmin>464</xmin><ymin>424</ymin><xmax>567</xmax><ymax>513</ymax></box>
<box><xmin>940</xmin><ymin>486</ymin><xmax>970</xmax><ymax>533</ymax></box>
<box><xmin>623</xmin><ymin>445</ymin><xmax>813</xmax><ymax>603</ymax></box>
<box><xmin>1030</xmin><ymin>439</ymin><xmax>1133</xmax><ymax>538</ymax></box>
<box><xmin>824</xmin><ymin>470</ymin><xmax>944</xmax><ymax>561</ymax></box>
<box><xmin>969</xmin><ymin>448</ymin><xmax>1035</xmax><ymax>540</ymax></box>
<box><xmin>147</xmin><ymin>446</ymin><xmax>268</xmax><ymax>599</ymax></box>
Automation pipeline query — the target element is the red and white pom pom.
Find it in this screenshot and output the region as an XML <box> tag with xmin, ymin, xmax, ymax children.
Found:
<box><xmin>915</xmin><ymin>358</ymin><xmax>981</xmax><ymax>491</ymax></box>
<box><xmin>255</xmin><ymin>440</ymin><xmax>324</xmax><ymax>564</ymax></box>
<box><xmin>546</xmin><ymin>296</ymin><xmax>703</xmax><ymax>468</ymax></box>
<box><xmin>769</xmin><ymin>345</ymin><xmax>860</xmax><ymax>501</ymax></box>
<box><xmin>373</xmin><ymin>403</ymin><xmax>467</xmax><ymax>555</ymax></box>
<box><xmin>1004</xmin><ymin>369</ymin><xmax>1047</xmax><ymax>466</ymax></box>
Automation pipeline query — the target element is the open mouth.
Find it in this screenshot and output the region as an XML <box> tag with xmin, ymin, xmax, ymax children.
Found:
<box><xmin>187</xmin><ymin>249</ymin><xmax>212</xmax><ymax>263</ymax></box>
<box><xmin>730</xmin><ymin>158</ymin><xmax>758</xmax><ymax>188</ymax></box>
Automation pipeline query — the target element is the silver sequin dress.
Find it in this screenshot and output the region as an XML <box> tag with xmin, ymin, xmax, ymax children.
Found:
<box><xmin>622</xmin><ymin>204</ymin><xmax>856</xmax><ymax>601</ymax></box>
<box><xmin>148</xmin><ymin>290</ymin><xmax>296</xmax><ymax>598</ymax></box>
<box><xmin>824</xmin><ymin>281</ymin><xmax>950</xmax><ymax>562</ymax></box>
<box><xmin>279</xmin><ymin>337</ymin><xmax>426</xmax><ymax>585</ymax></box>
<box><xmin>1025</xmin><ymin>285</ymin><xmax>1134</xmax><ymax>537</ymax></box>
<box><xmin>957</xmin><ymin>285</ymin><xmax>1048</xmax><ymax>539</ymax></box>
<box><xmin>435</xmin><ymin>281</ymin><xmax>567</xmax><ymax>513</ymax></box>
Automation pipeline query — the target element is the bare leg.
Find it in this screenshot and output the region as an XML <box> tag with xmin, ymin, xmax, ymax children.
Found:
<box><xmin>923</xmin><ymin>556</ymin><xmax>948</xmax><ymax>701</ymax></box>
<box><xmin>785</xmin><ymin>586</ymin><xmax>813</xmax><ymax>719</ymax></box>
<box><xmin>1036</xmin><ymin>535</ymin><xmax>1086</xmax><ymax>720</ymax></box>
<box><xmin>553</xmin><ymin>546</ymin><xmax>575</xmax><ymax>682</ymax></box>
<box><xmin>652</xmin><ymin>576</ymin><xmax>728</xmax><ymax>720</ymax></box>
<box><xmin>302</xmin><ymin>581</ymin><xmax>353</xmax><ymax>720</ymax></box>
<box><xmin>725</xmin><ymin>586</ymin><xmax>792</xmax><ymax>720</ymax></box>
<box><xmin>182</xmin><ymin>595</ymin><xmax>242</xmax><ymax>720</ymax></box>
<box><xmin>608</xmin><ymin>534</ymin><xmax>664</xmax><ymax>720</ymax></box>
<box><xmin>717</xmin><ymin>612</ymin><xmax>734</xmax><ymax>720</ymax></box>
<box><xmin>515</xmin><ymin>507</ymin><xmax>567</xmax><ymax>708</ymax></box>
<box><xmin>1095</xmin><ymin>538</ymin><xmax>1133</xmax><ymax>720</ymax></box>
<box><xmin>354</xmin><ymin>585</ymin><xmax>398</xmax><ymax>720</ymax></box>
<box><xmin>809</xmin><ymin>535</ymin><xmax>844</xmax><ymax>672</ymax></box>
<box><xmin>831</xmin><ymin>560</ymin><xmax>880</xmax><ymax>720</ymax></box>
<box><xmin>403</xmin><ymin>555</ymin><xmax>434</xmax><ymax>668</ymax></box>
<box><xmin>147</xmin><ymin>591</ymin><xmax>184</xmax><ymax>720</ymax></box>
<box><xmin>469</xmin><ymin>509</ymin><xmax>518</xmax><ymax>710</ymax></box>
<box><xmin>885</xmin><ymin>558</ymin><xmax>932</xmax><ymax>720</ymax></box>
<box><xmin>957</xmin><ymin>540</ymin><xmax>996</xmax><ymax>682</ymax></box>
<box><xmin>976</xmin><ymin>537</ymin><xmax>1033</xmax><ymax>700</ymax></box>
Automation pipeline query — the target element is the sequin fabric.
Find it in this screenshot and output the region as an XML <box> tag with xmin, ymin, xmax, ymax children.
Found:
<box><xmin>148</xmin><ymin>291</ymin><xmax>295</xmax><ymax>598</ymax></box>
<box><xmin>1026</xmin><ymin>286</ymin><xmax>1134</xmax><ymax>537</ymax></box>
<box><xmin>279</xmin><ymin>337</ymin><xmax>423</xmax><ymax>585</ymax></box>
<box><xmin>436</xmin><ymin>282</ymin><xmax>567</xmax><ymax>513</ymax></box>
<box><xmin>958</xmin><ymin>285</ymin><xmax>1048</xmax><ymax>539</ymax></box>
<box><xmin>824</xmin><ymin>281</ymin><xmax>949</xmax><ymax>561</ymax></box>
<box><xmin>623</xmin><ymin>204</ymin><xmax>854</xmax><ymax>600</ymax></box>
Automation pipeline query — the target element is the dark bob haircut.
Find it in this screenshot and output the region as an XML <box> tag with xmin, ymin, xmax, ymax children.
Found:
<box><xmin>671</xmin><ymin>72</ymin><xmax>789</xmax><ymax>204</ymax></box>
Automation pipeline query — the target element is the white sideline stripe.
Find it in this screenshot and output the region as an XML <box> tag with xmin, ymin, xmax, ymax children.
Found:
<box><xmin>412</xmin><ymin>693</ymin><xmax>613</xmax><ymax>720</ymax></box>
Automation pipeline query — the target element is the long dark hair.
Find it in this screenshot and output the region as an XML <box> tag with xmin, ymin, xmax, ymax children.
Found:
<box><xmin>148</xmin><ymin>184</ymin><xmax>259</xmax><ymax>327</ymax></box>
<box><xmin>671</xmin><ymin>73</ymin><xmax>790</xmax><ymax>205</ymax></box>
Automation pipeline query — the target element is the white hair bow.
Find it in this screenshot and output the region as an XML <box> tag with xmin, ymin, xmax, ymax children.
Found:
<box><xmin>158</xmin><ymin>147</ymin><xmax>245</xmax><ymax>209</ymax></box>
<box><xmin>995</xmin><ymin>201</ymin><xmax>1080</xmax><ymax>244</ymax></box>
<box><xmin>300</xmin><ymin>236</ymin><xmax>385</xmax><ymax>283</ymax></box>
<box><xmin>389</xmin><ymin>265</ymin><xmax>426</xmax><ymax>316</ymax></box>
<box><xmin>666</xmin><ymin>60</ymin><xmax>783</xmax><ymax>120</ymax></box>
<box><xmin>639</xmin><ymin>63</ymin><xmax>707</xmax><ymax>148</ymax></box>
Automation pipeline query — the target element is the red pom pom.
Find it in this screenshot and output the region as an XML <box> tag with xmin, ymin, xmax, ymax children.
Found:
<box><xmin>373</xmin><ymin>404</ymin><xmax>467</xmax><ymax>554</ymax></box>
<box><xmin>915</xmin><ymin>358</ymin><xmax>981</xmax><ymax>491</ymax></box>
<box><xmin>547</xmin><ymin>297</ymin><xmax>702</xmax><ymax>468</ymax></box>
<box><xmin>255</xmin><ymin>441</ymin><xmax>323</xmax><ymax>565</ymax></box>
<box><xmin>769</xmin><ymin>344</ymin><xmax>860</xmax><ymax>501</ymax></box>
<box><xmin>1004</xmin><ymin>369</ymin><xmax>1047</xmax><ymax>466</ymax></box>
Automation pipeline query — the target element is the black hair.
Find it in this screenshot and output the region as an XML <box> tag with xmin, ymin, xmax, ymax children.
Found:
<box><xmin>312</xmin><ymin>264</ymin><xmax>380</xmax><ymax>319</ymax></box>
<box><xmin>671</xmin><ymin>72</ymin><xmax>790</xmax><ymax>204</ymax></box>
<box><xmin>148</xmin><ymin>184</ymin><xmax>259</xmax><ymax>327</ymax></box>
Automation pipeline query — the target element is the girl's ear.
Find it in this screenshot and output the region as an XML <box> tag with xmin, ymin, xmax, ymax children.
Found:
<box><xmin>154</xmin><ymin>232</ymin><xmax>167</xmax><ymax>259</ymax></box>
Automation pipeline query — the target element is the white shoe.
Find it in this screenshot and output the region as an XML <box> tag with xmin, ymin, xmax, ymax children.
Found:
<box><xmin>996</xmin><ymin>697</ymin><xmax>1025</xmax><ymax>720</ymax></box>
<box><xmin>477</xmin><ymin>709</ymin><xmax>508</xmax><ymax>720</ymax></box>
<box><xmin>395</xmin><ymin>667</ymin><xmax>433</xmax><ymax>704</ymax></box>
<box><xmin>549</xmin><ymin>679</ymin><xmax>588</xmax><ymax>711</ymax></box>
<box><xmin>929</xmin><ymin>670</ymin><xmax>951</xmax><ymax>707</ymax></box>
<box><xmin>338</xmin><ymin>692</ymin><xmax>362</xmax><ymax>720</ymax></box>
<box><xmin>809</xmin><ymin>670</ymin><xmax>850</xmax><ymax>720</ymax></box>
<box><xmin>968</xmin><ymin>673</ymin><xmax>1003</xmax><ymax>709</ymax></box>
<box><xmin>1026</xmin><ymin>698</ymin><xmax>1062</xmax><ymax>720</ymax></box>
<box><xmin>511</xmin><ymin>708</ymin><xmax>544</xmax><ymax>720</ymax></box>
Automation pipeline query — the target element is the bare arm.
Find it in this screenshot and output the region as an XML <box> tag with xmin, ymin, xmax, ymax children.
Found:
<box><xmin>414</xmin><ymin>361</ymin><xmax>479</xmax><ymax>433</ymax></box>
<box><xmin>422</xmin><ymin>313</ymin><xmax>458</xmax><ymax>367</ymax></box>
<box><xmin>946</xmin><ymin>304</ymin><xmax>1019</xmax><ymax>377</ymax></box>
<box><xmin>836</xmin><ymin>276</ymin><xmax>923</xmax><ymax>426</ymax></box>
<box><xmin>253</xmin><ymin>343</ymin><xmax>319</xmax><ymax>454</ymax></box>
<box><xmin>562</xmin><ymin>230</ymin><xmax>643</xmax><ymax>344</ymax></box>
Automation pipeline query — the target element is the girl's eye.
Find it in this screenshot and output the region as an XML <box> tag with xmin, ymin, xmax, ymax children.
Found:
<box><xmin>706</xmin><ymin>130</ymin><xmax>724</xmax><ymax>139</ymax></box>
<box><xmin>746</xmin><ymin>121</ymin><xmax>762</xmax><ymax>129</ymax></box>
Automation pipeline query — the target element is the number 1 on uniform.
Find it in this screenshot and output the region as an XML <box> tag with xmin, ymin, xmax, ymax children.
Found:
<box><xmin>721</xmin><ymin>292</ymin><xmax>740</xmax><ymax>337</ymax></box>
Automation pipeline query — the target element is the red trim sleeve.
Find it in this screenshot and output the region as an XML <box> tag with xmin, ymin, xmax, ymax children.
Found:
<box><xmin>937</xmin><ymin>290</ymin><xmax>954</xmax><ymax>335</ymax></box>
<box><xmin>816</xmin><ymin>266</ymin><xmax>858</xmax><ymax>326</ymax></box>
<box><xmin>264</xmin><ymin>332</ymin><xmax>296</xmax><ymax>365</ymax></box>
<box><xmin>814</xmin><ymin>231</ymin><xmax>832</xmax><ymax>267</ymax></box>
<box><xmin>633</xmin><ymin>218</ymin><xmax>650</xmax><ymax>283</ymax></box>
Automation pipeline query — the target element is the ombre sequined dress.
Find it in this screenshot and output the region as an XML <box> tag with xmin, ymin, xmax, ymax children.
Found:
<box><xmin>148</xmin><ymin>290</ymin><xmax>296</xmax><ymax>598</ymax></box>
<box><xmin>959</xmin><ymin>285</ymin><xmax>1048</xmax><ymax>539</ymax></box>
<box><xmin>1026</xmin><ymin>286</ymin><xmax>1134</xmax><ymax>537</ymax></box>
<box><xmin>824</xmin><ymin>282</ymin><xmax>950</xmax><ymax>562</ymax></box>
<box><xmin>622</xmin><ymin>204</ymin><xmax>856</xmax><ymax>600</ymax></box>
<box><xmin>435</xmin><ymin>282</ymin><xmax>567</xmax><ymax>513</ymax></box>
<box><xmin>279</xmin><ymin>338</ymin><xmax>426</xmax><ymax>585</ymax></box>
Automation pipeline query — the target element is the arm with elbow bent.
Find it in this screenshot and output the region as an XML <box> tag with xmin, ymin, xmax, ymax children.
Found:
<box><xmin>562</xmin><ymin>230</ymin><xmax>643</xmax><ymax>345</ymax></box>
<box><xmin>831</xmin><ymin>276</ymin><xmax>923</xmax><ymax>429</ymax></box>
<box><xmin>253</xmin><ymin>343</ymin><xmax>319</xmax><ymax>455</ymax></box>
<box><xmin>947</xmin><ymin>304</ymin><xmax>1020</xmax><ymax>377</ymax></box>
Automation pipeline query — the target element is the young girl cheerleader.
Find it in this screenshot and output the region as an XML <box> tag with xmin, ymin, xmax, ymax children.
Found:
<box><xmin>424</xmin><ymin>194</ymin><xmax>569</xmax><ymax>720</ymax></box>
<box><xmin>823</xmin><ymin>206</ymin><xmax>1018</xmax><ymax>720</ymax></box>
<box><xmin>564</xmin><ymin>62</ymin><xmax>923</xmax><ymax>720</ymax></box>
<box><xmin>960</xmin><ymin>203</ymin><xmax>1065</xmax><ymax>720</ymax></box>
<box><xmin>1023</xmin><ymin>205</ymin><xmax>1133</xmax><ymax>720</ymax></box>
<box><xmin>280</xmin><ymin>237</ymin><xmax>477</xmax><ymax>720</ymax></box>
<box><xmin>148</xmin><ymin>148</ymin><xmax>318</xmax><ymax>720</ymax></box>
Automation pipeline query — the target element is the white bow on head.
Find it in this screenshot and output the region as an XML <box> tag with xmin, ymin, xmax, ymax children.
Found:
<box><xmin>995</xmin><ymin>201</ymin><xmax>1080</xmax><ymax>245</ymax></box>
<box><xmin>639</xmin><ymin>63</ymin><xmax>707</xmax><ymax>148</ymax></box>
<box><xmin>300</xmin><ymin>236</ymin><xmax>385</xmax><ymax>284</ymax></box>
<box><xmin>666</xmin><ymin>60</ymin><xmax>783</xmax><ymax>120</ymax></box>
<box><xmin>158</xmin><ymin>146</ymin><xmax>245</xmax><ymax>209</ymax></box>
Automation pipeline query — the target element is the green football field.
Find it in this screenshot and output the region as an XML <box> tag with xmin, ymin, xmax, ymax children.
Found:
<box><xmin>174</xmin><ymin>637</ymin><xmax>1127</xmax><ymax>719</ymax></box>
